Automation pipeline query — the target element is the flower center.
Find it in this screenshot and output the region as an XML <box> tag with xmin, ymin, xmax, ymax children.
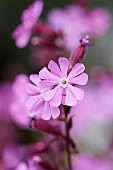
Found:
<box><xmin>61</xmin><ymin>79</ymin><xmax>67</xmax><ymax>85</ymax></box>
<box><xmin>59</xmin><ymin>78</ymin><xmax>68</xmax><ymax>88</ymax></box>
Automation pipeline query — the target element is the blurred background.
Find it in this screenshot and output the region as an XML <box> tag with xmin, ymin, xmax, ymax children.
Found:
<box><xmin>0</xmin><ymin>1</ymin><xmax>113</xmax><ymax>169</ymax></box>
<box><xmin>0</xmin><ymin>0</ymin><xmax>113</xmax><ymax>81</ymax></box>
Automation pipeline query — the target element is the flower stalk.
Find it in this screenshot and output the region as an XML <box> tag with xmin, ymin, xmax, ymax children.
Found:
<box><xmin>64</xmin><ymin>106</ymin><xmax>72</xmax><ymax>170</ymax></box>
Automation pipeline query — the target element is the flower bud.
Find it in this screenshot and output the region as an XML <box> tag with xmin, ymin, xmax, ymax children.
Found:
<box><xmin>69</xmin><ymin>35</ymin><xmax>91</xmax><ymax>69</ymax></box>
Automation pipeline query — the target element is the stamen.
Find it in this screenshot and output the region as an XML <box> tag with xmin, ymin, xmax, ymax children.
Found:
<box><xmin>59</xmin><ymin>78</ymin><xmax>68</xmax><ymax>88</ymax></box>
<box><xmin>80</xmin><ymin>34</ymin><xmax>91</xmax><ymax>48</ymax></box>
<box><xmin>61</xmin><ymin>79</ymin><xmax>67</xmax><ymax>85</ymax></box>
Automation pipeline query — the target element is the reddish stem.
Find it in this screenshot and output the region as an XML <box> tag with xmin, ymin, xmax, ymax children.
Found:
<box><xmin>64</xmin><ymin>108</ymin><xmax>72</xmax><ymax>170</ymax></box>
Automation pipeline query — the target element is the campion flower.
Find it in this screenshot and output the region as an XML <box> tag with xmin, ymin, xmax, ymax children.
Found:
<box><xmin>88</xmin><ymin>8</ymin><xmax>111</xmax><ymax>37</ymax></box>
<box><xmin>47</xmin><ymin>5</ymin><xmax>111</xmax><ymax>51</ymax></box>
<box><xmin>47</xmin><ymin>5</ymin><xmax>89</xmax><ymax>51</ymax></box>
<box><xmin>0</xmin><ymin>83</ymin><xmax>13</xmax><ymax>120</ymax></box>
<box><xmin>10</xmin><ymin>75</ymin><xmax>31</xmax><ymax>128</ymax></box>
<box><xmin>25</xmin><ymin>75</ymin><xmax>60</xmax><ymax>120</ymax></box>
<box><xmin>0</xmin><ymin>84</ymin><xmax>17</xmax><ymax>154</ymax></box>
<box><xmin>39</xmin><ymin>57</ymin><xmax>88</xmax><ymax>107</ymax></box>
<box><xmin>3</xmin><ymin>145</ymin><xmax>24</xmax><ymax>169</ymax></box>
<box><xmin>70</xmin><ymin>71</ymin><xmax>113</xmax><ymax>154</ymax></box>
<box><xmin>12</xmin><ymin>0</ymin><xmax>43</xmax><ymax>48</ymax></box>
<box><xmin>3</xmin><ymin>145</ymin><xmax>38</xmax><ymax>170</ymax></box>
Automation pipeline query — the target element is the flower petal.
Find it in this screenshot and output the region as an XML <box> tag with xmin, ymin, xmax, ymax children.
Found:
<box><xmin>65</xmin><ymin>88</ymin><xmax>77</xmax><ymax>106</ymax></box>
<box><xmin>49</xmin><ymin>87</ymin><xmax>63</xmax><ymax>107</ymax></box>
<box><xmin>42</xmin><ymin>102</ymin><xmax>51</xmax><ymax>120</ymax></box>
<box><xmin>21</xmin><ymin>0</ymin><xmax>43</xmax><ymax>23</ymax></box>
<box><xmin>25</xmin><ymin>83</ymin><xmax>40</xmax><ymax>94</ymax></box>
<box><xmin>25</xmin><ymin>94</ymin><xmax>42</xmax><ymax>106</ymax></box>
<box><xmin>51</xmin><ymin>107</ymin><xmax>60</xmax><ymax>119</ymax></box>
<box><xmin>39</xmin><ymin>67</ymin><xmax>59</xmax><ymax>81</ymax></box>
<box><xmin>48</xmin><ymin>60</ymin><xmax>62</xmax><ymax>77</ymax></box>
<box><xmin>30</xmin><ymin>74</ymin><xmax>41</xmax><ymax>86</ymax></box>
<box><xmin>69</xmin><ymin>73</ymin><xmax>88</xmax><ymax>85</ymax></box>
<box><xmin>39</xmin><ymin>81</ymin><xmax>56</xmax><ymax>91</ymax></box>
<box><xmin>68</xmin><ymin>63</ymin><xmax>85</xmax><ymax>80</ymax></box>
<box><xmin>68</xmin><ymin>84</ymin><xmax>84</xmax><ymax>100</ymax></box>
<box><xmin>31</xmin><ymin>0</ymin><xmax>44</xmax><ymax>21</ymax></box>
<box><xmin>58</xmin><ymin>57</ymin><xmax>69</xmax><ymax>77</ymax></box>
<box><xmin>12</xmin><ymin>25</ymin><xmax>31</xmax><ymax>48</ymax></box>
<box><xmin>29</xmin><ymin>98</ymin><xmax>44</xmax><ymax>118</ymax></box>
<box><xmin>43</xmin><ymin>85</ymin><xmax>60</xmax><ymax>101</ymax></box>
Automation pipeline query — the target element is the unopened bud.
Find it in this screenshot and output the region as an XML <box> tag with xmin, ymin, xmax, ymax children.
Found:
<box><xmin>69</xmin><ymin>35</ymin><xmax>91</xmax><ymax>69</ymax></box>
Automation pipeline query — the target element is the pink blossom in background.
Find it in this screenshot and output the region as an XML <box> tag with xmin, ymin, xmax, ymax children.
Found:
<box><xmin>47</xmin><ymin>5</ymin><xmax>111</xmax><ymax>51</ymax></box>
<box><xmin>70</xmin><ymin>71</ymin><xmax>113</xmax><ymax>154</ymax></box>
<box><xmin>12</xmin><ymin>0</ymin><xmax>43</xmax><ymax>48</ymax></box>
<box><xmin>88</xmin><ymin>8</ymin><xmax>111</xmax><ymax>37</ymax></box>
<box><xmin>47</xmin><ymin>5</ymin><xmax>90</xmax><ymax>51</ymax></box>
<box><xmin>10</xmin><ymin>74</ymin><xmax>31</xmax><ymax>128</ymax></box>
<box><xmin>0</xmin><ymin>84</ymin><xmax>13</xmax><ymax>120</ymax></box>
<box><xmin>25</xmin><ymin>74</ymin><xmax>60</xmax><ymax>120</ymax></box>
<box><xmin>3</xmin><ymin>145</ymin><xmax>24</xmax><ymax>169</ymax></box>
<box><xmin>0</xmin><ymin>121</ymin><xmax>16</xmax><ymax>156</ymax></box>
<box><xmin>0</xmin><ymin>84</ymin><xmax>17</xmax><ymax>154</ymax></box>
<box><xmin>73</xmin><ymin>153</ymin><xmax>113</xmax><ymax>170</ymax></box>
<box><xmin>39</xmin><ymin>57</ymin><xmax>88</xmax><ymax>107</ymax></box>
<box><xmin>3</xmin><ymin>145</ymin><xmax>39</xmax><ymax>170</ymax></box>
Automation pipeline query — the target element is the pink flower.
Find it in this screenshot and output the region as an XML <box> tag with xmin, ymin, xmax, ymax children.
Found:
<box><xmin>12</xmin><ymin>0</ymin><xmax>43</xmax><ymax>48</ymax></box>
<box><xmin>3</xmin><ymin>145</ymin><xmax>24</xmax><ymax>169</ymax></box>
<box><xmin>88</xmin><ymin>8</ymin><xmax>111</xmax><ymax>37</ymax></box>
<box><xmin>10</xmin><ymin>75</ymin><xmax>31</xmax><ymax>128</ymax></box>
<box><xmin>70</xmin><ymin>71</ymin><xmax>113</xmax><ymax>154</ymax></box>
<box><xmin>47</xmin><ymin>5</ymin><xmax>111</xmax><ymax>51</ymax></box>
<box><xmin>0</xmin><ymin>83</ymin><xmax>14</xmax><ymax>121</ymax></box>
<box><xmin>0</xmin><ymin>83</ymin><xmax>17</xmax><ymax>154</ymax></box>
<box><xmin>47</xmin><ymin>5</ymin><xmax>90</xmax><ymax>51</ymax></box>
<box><xmin>25</xmin><ymin>75</ymin><xmax>60</xmax><ymax>120</ymax></box>
<box><xmin>3</xmin><ymin>145</ymin><xmax>38</xmax><ymax>170</ymax></box>
<box><xmin>39</xmin><ymin>57</ymin><xmax>88</xmax><ymax>107</ymax></box>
